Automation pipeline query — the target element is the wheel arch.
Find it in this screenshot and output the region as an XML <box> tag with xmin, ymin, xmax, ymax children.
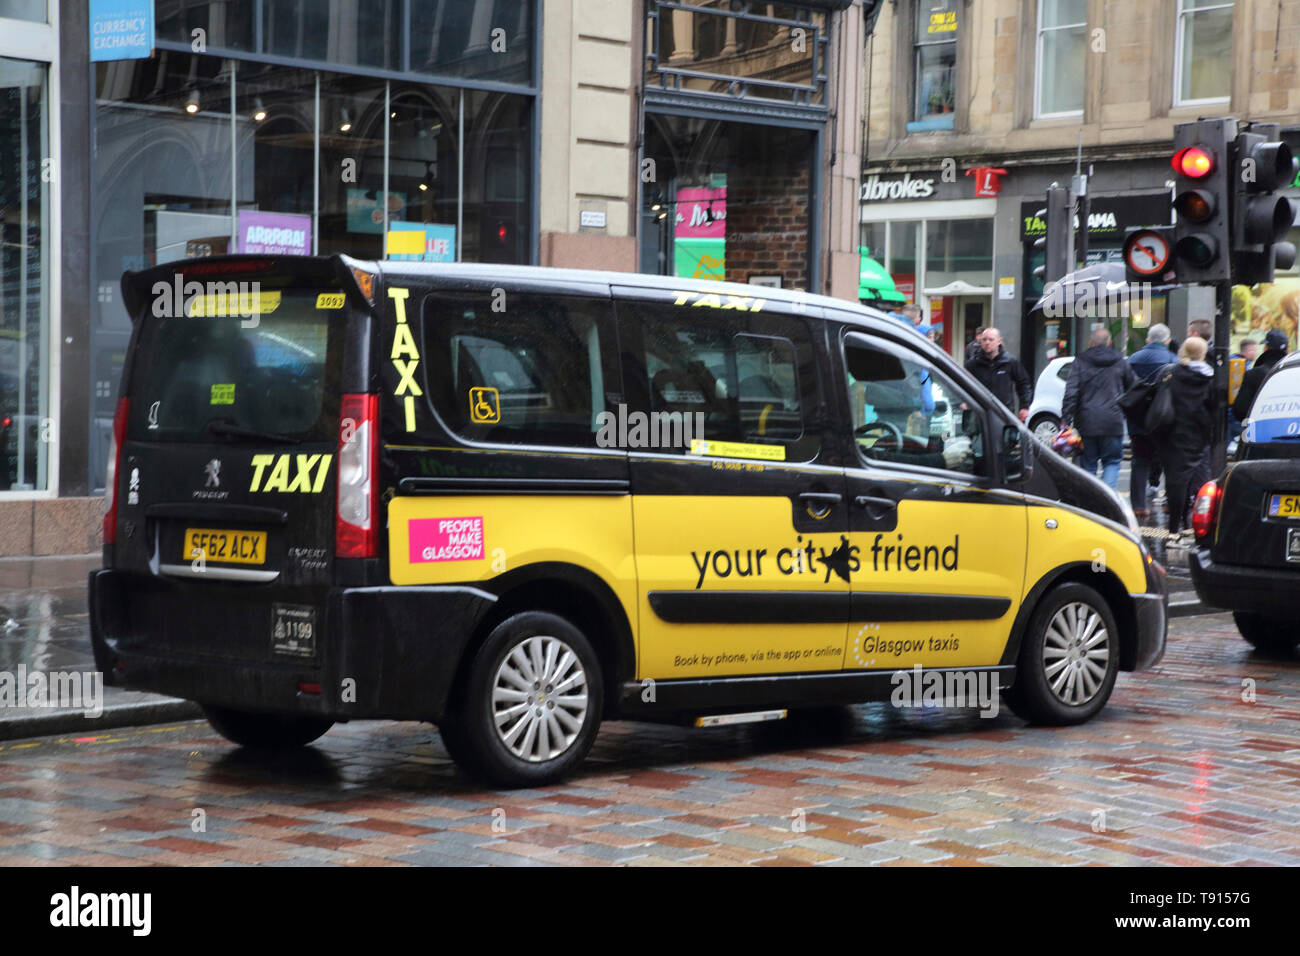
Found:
<box><xmin>446</xmin><ymin>562</ymin><xmax>636</xmax><ymax>720</ymax></box>
<box><xmin>1001</xmin><ymin>562</ymin><xmax>1140</xmax><ymax>673</ymax></box>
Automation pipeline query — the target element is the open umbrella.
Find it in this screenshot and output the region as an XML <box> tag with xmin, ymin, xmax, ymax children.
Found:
<box><xmin>1030</xmin><ymin>261</ymin><xmax>1176</xmax><ymax>318</ymax></box>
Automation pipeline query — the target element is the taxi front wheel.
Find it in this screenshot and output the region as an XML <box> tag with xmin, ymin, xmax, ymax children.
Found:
<box><xmin>201</xmin><ymin>704</ymin><xmax>333</xmax><ymax>749</ymax></box>
<box><xmin>445</xmin><ymin>611</ymin><xmax>603</xmax><ymax>788</ymax></box>
<box><xmin>1004</xmin><ymin>583</ymin><xmax>1119</xmax><ymax>725</ymax></box>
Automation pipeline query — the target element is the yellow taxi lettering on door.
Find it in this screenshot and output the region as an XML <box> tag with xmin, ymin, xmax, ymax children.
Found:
<box><xmin>389</xmin><ymin>287</ymin><xmax>422</xmax><ymax>432</ymax></box>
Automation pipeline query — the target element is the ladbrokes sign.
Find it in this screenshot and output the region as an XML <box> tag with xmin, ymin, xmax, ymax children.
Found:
<box><xmin>860</xmin><ymin>173</ymin><xmax>936</xmax><ymax>201</ymax></box>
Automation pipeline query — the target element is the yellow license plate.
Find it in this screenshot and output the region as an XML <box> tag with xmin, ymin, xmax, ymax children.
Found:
<box><xmin>184</xmin><ymin>528</ymin><xmax>267</xmax><ymax>565</ymax></box>
<box><xmin>1268</xmin><ymin>494</ymin><xmax>1300</xmax><ymax>518</ymax></box>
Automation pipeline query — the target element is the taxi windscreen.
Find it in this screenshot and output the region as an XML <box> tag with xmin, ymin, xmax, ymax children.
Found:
<box><xmin>125</xmin><ymin>287</ymin><xmax>347</xmax><ymax>443</ymax></box>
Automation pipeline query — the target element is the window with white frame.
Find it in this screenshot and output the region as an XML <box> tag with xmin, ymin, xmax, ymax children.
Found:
<box><xmin>1175</xmin><ymin>0</ymin><xmax>1233</xmax><ymax>105</ymax></box>
<box><xmin>912</xmin><ymin>0</ymin><xmax>958</xmax><ymax>129</ymax></box>
<box><xmin>1035</xmin><ymin>0</ymin><xmax>1085</xmax><ymax>118</ymax></box>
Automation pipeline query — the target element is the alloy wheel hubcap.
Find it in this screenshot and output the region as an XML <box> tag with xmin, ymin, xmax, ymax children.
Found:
<box><xmin>1042</xmin><ymin>602</ymin><xmax>1110</xmax><ymax>705</ymax></box>
<box><xmin>492</xmin><ymin>635</ymin><xmax>588</xmax><ymax>762</ymax></box>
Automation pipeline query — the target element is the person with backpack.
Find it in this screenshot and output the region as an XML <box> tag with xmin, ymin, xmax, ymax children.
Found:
<box><xmin>1061</xmin><ymin>327</ymin><xmax>1135</xmax><ymax>490</ymax></box>
<box><xmin>1151</xmin><ymin>337</ymin><xmax>1215</xmax><ymax>536</ymax></box>
<box><xmin>1126</xmin><ymin>323</ymin><xmax>1176</xmax><ymax>521</ymax></box>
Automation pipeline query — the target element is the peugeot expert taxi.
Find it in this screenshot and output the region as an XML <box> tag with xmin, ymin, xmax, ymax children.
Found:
<box><xmin>90</xmin><ymin>255</ymin><xmax>1167</xmax><ymax>787</ymax></box>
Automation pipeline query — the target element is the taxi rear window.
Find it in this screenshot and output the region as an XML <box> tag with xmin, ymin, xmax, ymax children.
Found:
<box><xmin>126</xmin><ymin>287</ymin><xmax>346</xmax><ymax>443</ymax></box>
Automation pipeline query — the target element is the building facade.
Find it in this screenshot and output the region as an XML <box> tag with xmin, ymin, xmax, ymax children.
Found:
<box><xmin>860</xmin><ymin>0</ymin><xmax>1300</xmax><ymax>373</ymax></box>
<box><xmin>0</xmin><ymin>0</ymin><xmax>868</xmax><ymax>555</ymax></box>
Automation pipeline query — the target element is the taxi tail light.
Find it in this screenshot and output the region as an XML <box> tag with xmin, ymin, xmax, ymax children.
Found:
<box><xmin>336</xmin><ymin>393</ymin><xmax>378</xmax><ymax>559</ymax></box>
<box><xmin>1192</xmin><ymin>479</ymin><xmax>1221</xmax><ymax>540</ymax></box>
<box><xmin>103</xmin><ymin>397</ymin><xmax>129</xmax><ymax>546</ymax></box>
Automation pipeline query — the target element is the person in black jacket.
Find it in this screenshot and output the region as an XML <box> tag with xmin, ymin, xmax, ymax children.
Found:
<box><xmin>1126</xmin><ymin>323</ymin><xmax>1175</xmax><ymax>520</ymax></box>
<box><xmin>965</xmin><ymin>327</ymin><xmax>1031</xmax><ymax>420</ymax></box>
<box><xmin>1062</xmin><ymin>327</ymin><xmax>1136</xmax><ymax>490</ymax></box>
<box><xmin>1153</xmin><ymin>337</ymin><xmax>1215</xmax><ymax>536</ymax></box>
<box><xmin>1232</xmin><ymin>328</ymin><xmax>1289</xmax><ymax>421</ymax></box>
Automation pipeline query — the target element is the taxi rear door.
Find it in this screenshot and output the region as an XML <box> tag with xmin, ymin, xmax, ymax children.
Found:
<box><xmin>614</xmin><ymin>288</ymin><xmax>850</xmax><ymax>681</ymax></box>
<box><xmin>835</xmin><ymin>328</ymin><xmax>1028</xmax><ymax>673</ymax></box>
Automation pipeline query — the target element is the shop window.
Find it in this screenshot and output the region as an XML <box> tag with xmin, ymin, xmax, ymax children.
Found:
<box><xmin>91</xmin><ymin>56</ymin><xmax>534</xmax><ymax>489</ymax></box>
<box><xmin>156</xmin><ymin>0</ymin><xmax>254</xmax><ymax>50</ymax></box>
<box><xmin>909</xmin><ymin>0</ymin><xmax>958</xmax><ymax>132</ymax></box>
<box><xmin>645</xmin><ymin>0</ymin><xmax>827</xmax><ymax>106</ymax></box>
<box><xmin>410</xmin><ymin>0</ymin><xmax>533</xmax><ymax>84</ymax></box>
<box><xmin>641</xmin><ymin>113</ymin><xmax>814</xmax><ymax>289</ymax></box>
<box><xmin>1035</xmin><ymin>0</ymin><xmax>1086</xmax><ymax>117</ymax></box>
<box><xmin>263</xmin><ymin>0</ymin><xmax>402</xmax><ymax>71</ymax></box>
<box><xmin>925</xmin><ymin>219</ymin><xmax>993</xmax><ymax>288</ymax></box>
<box><xmin>1175</xmin><ymin>0</ymin><xmax>1233</xmax><ymax>105</ymax></box>
<box><xmin>0</xmin><ymin>58</ymin><xmax>48</xmax><ymax>491</ymax></box>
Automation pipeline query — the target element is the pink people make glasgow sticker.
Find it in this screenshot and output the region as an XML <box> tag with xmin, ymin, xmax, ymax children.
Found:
<box><xmin>409</xmin><ymin>516</ymin><xmax>484</xmax><ymax>563</ymax></box>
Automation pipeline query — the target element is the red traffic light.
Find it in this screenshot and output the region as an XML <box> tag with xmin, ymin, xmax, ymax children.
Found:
<box><xmin>497</xmin><ymin>223</ymin><xmax>509</xmax><ymax>243</ymax></box>
<box><xmin>1172</xmin><ymin>146</ymin><xmax>1215</xmax><ymax>178</ymax></box>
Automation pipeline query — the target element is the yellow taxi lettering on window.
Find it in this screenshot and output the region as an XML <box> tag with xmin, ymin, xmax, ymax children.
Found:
<box><xmin>248</xmin><ymin>453</ymin><xmax>333</xmax><ymax>493</ymax></box>
<box><xmin>389</xmin><ymin>287</ymin><xmax>420</xmax><ymax>432</ymax></box>
<box><xmin>672</xmin><ymin>289</ymin><xmax>769</xmax><ymax>312</ymax></box>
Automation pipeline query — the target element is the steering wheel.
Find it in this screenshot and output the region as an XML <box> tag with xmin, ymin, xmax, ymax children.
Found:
<box><xmin>855</xmin><ymin>420</ymin><xmax>904</xmax><ymax>449</ymax></box>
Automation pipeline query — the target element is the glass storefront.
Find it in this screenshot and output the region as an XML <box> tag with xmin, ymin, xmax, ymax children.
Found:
<box><xmin>859</xmin><ymin>213</ymin><xmax>995</xmax><ymax>359</ymax></box>
<box><xmin>641</xmin><ymin>114</ymin><xmax>815</xmax><ymax>289</ymax></box>
<box><xmin>0</xmin><ymin>56</ymin><xmax>48</xmax><ymax>491</ymax></box>
<box><xmin>89</xmin><ymin>4</ymin><xmax>537</xmax><ymax>491</ymax></box>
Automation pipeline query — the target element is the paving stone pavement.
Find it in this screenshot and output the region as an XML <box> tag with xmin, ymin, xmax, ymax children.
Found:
<box><xmin>0</xmin><ymin>610</ymin><xmax>1296</xmax><ymax>867</ymax></box>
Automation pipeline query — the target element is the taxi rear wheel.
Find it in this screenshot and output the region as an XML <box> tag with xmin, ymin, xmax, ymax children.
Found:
<box><xmin>201</xmin><ymin>704</ymin><xmax>333</xmax><ymax>749</ymax></box>
<box><xmin>1232</xmin><ymin>613</ymin><xmax>1299</xmax><ymax>656</ymax></box>
<box><xmin>1004</xmin><ymin>583</ymin><xmax>1119</xmax><ymax>725</ymax></box>
<box><xmin>448</xmin><ymin>611</ymin><xmax>603</xmax><ymax>788</ymax></box>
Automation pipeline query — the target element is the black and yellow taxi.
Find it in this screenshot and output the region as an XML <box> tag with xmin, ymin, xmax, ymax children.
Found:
<box><xmin>90</xmin><ymin>255</ymin><xmax>1167</xmax><ymax>786</ymax></box>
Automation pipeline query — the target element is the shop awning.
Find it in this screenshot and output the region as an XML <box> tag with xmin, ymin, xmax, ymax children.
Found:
<box><xmin>858</xmin><ymin>248</ymin><xmax>905</xmax><ymax>303</ymax></box>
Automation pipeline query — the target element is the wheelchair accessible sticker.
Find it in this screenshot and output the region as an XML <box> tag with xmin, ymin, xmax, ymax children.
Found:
<box><xmin>409</xmin><ymin>516</ymin><xmax>485</xmax><ymax>563</ymax></box>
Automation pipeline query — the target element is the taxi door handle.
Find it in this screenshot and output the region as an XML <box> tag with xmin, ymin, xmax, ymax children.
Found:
<box><xmin>854</xmin><ymin>495</ymin><xmax>897</xmax><ymax>511</ymax></box>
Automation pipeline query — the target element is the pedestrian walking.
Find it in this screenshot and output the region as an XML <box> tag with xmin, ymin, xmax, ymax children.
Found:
<box><xmin>965</xmin><ymin>327</ymin><xmax>1032</xmax><ymax>421</ymax></box>
<box><xmin>1061</xmin><ymin>328</ymin><xmax>1135</xmax><ymax>490</ymax></box>
<box><xmin>965</xmin><ymin>325</ymin><xmax>988</xmax><ymax>362</ymax></box>
<box><xmin>1232</xmin><ymin>328</ymin><xmax>1289</xmax><ymax>422</ymax></box>
<box><xmin>1232</xmin><ymin>338</ymin><xmax>1258</xmax><ymax>368</ymax></box>
<box><xmin>1152</xmin><ymin>337</ymin><xmax>1215</xmax><ymax>536</ymax></box>
<box><xmin>1126</xmin><ymin>323</ymin><xmax>1176</xmax><ymax>521</ymax></box>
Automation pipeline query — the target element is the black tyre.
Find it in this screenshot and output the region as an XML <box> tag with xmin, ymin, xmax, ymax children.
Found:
<box><xmin>1004</xmin><ymin>582</ymin><xmax>1119</xmax><ymax>725</ymax></box>
<box><xmin>202</xmin><ymin>704</ymin><xmax>333</xmax><ymax>749</ymax></box>
<box><xmin>1233</xmin><ymin>612</ymin><xmax>1299</xmax><ymax>656</ymax></box>
<box><xmin>447</xmin><ymin>611</ymin><xmax>603</xmax><ymax>788</ymax></box>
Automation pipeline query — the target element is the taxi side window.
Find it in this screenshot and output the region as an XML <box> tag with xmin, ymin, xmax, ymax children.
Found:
<box><xmin>845</xmin><ymin>336</ymin><xmax>985</xmax><ymax>477</ymax></box>
<box><xmin>619</xmin><ymin>305</ymin><xmax>815</xmax><ymax>455</ymax></box>
<box><xmin>420</xmin><ymin>293</ymin><xmax>616</xmax><ymax>447</ymax></box>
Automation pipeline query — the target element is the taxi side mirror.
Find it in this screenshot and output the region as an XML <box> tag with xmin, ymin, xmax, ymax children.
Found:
<box><xmin>1002</xmin><ymin>424</ymin><xmax>1032</xmax><ymax>483</ymax></box>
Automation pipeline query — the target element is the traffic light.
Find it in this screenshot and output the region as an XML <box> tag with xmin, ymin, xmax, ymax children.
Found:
<box><xmin>1032</xmin><ymin>185</ymin><xmax>1072</xmax><ymax>286</ymax></box>
<box><xmin>1170</xmin><ymin>119</ymin><xmax>1233</xmax><ymax>283</ymax></box>
<box><xmin>1230</xmin><ymin>125</ymin><xmax>1298</xmax><ymax>285</ymax></box>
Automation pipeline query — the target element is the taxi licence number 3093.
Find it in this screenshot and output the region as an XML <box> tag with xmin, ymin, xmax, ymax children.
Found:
<box><xmin>89</xmin><ymin>255</ymin><xmax>1167</xmax><ymax>788</ymax></box>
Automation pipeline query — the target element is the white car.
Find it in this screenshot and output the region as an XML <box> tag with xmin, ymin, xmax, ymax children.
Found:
<box><xmin>1027</xmin><ymin>357</ymin><xmax>1072</xmax><ymax>446</ymax></box>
